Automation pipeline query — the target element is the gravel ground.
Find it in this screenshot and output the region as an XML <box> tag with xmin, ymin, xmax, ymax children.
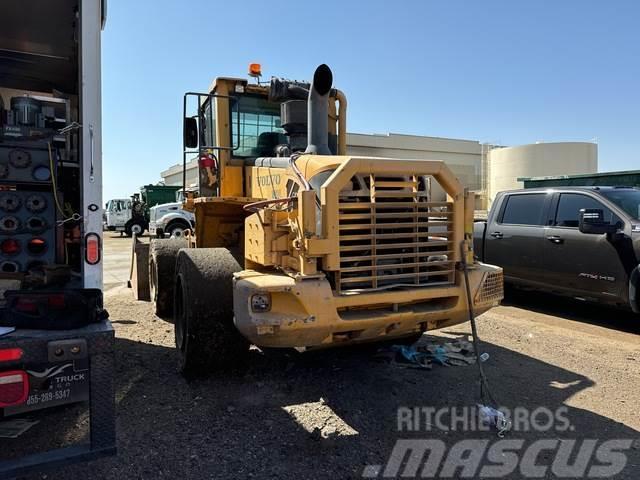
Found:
<box><xmin>4</xmin><ymin>235</ymin><xmax>640</xmax><ymax>479</ymax></box>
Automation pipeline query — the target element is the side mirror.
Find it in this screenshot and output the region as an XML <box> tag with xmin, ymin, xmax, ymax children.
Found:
<box><xmin>579</xmin><ymin>208</ymin><xmax>617</xmax><ymax>235</ymax></box>
<box><xmin>184</xmin><ymin>117</ymin><xmax>198</xmax><ymax>149</ymax></box>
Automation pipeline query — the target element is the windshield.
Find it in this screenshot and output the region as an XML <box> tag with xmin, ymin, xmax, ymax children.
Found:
<box><xmin>600</xmin><ymin>189</ymin><xmax>640</xmax><ymax>220</ymax></box>
<box><xmin>108</xmin><ymin>200</ymin><xmax>127</xmax><ymax>212</ymax></box>
<box><xmin>231</xmin><ymin>95</ymin><xmax>285</xmax><ymax>158</ymax></box>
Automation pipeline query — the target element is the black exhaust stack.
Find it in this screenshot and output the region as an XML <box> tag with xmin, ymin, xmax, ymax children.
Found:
<box><xmin>305</xmin><ymin>64</ymin><xmax>333</xmax><ymax>155</ymax></box>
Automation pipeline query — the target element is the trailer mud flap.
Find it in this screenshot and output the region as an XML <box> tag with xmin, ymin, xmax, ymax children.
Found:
<box><xmin>3</xmin><ymin>358</ymin><xmax>90</xmax><ymax>415</ymax></box>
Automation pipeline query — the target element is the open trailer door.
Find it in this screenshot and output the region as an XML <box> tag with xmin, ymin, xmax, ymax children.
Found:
<box><xmin>0</xmin><ymin>1</ymin><xmax>115</xmax><ymax>477</ymax></box>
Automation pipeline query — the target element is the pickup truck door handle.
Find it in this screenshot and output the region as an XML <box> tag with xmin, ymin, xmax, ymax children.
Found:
<box><xmin>546</xmin><ymin>235</ymin><xmax>564</xmax><ymax>244</ymax></box>
<box><xmin>490</xmin><ymin>231</ymin><xmax>503</xmax><ymax>239</ymax></box>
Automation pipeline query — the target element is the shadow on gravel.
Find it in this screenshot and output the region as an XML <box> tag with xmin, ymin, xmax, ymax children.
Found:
<box><xmin>502</xmin><ymin>287</ymin><xmax>640</xmax><ymax>335</ymax></box>
<box><xmin>24</xmin><ymin>331</ymin><xmax>637</xmax><ymax>480</ymax></box>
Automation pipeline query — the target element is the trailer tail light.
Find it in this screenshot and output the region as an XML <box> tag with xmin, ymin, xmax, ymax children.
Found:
<box><xmin>85</xmin><ymin>233</ymin><xmax>101</xmax><ymax>265</ymax></box>
<box><xmin>15</xmin><ymin>297</ymin><xmax>39</xmax><ymax>314</ymax></box>
<box><xmin>27</xmin><ymin>237</ymin><xmax>47</xmax><ymax>255</ymax></box>
<box><xmin>13</xmin><ymin>293</ymin><xmax>67</xmax><ymax>314</ymax></box>
<box><xmin>1</xmin><ymin>238</ymin><xmax>20</xmax><ymax>255</ymax></box>
<box><xmin>47</xmin><ymin>294</ymin><xmax>66</xmax><ymax>309</ymax></box>
<box><xmin>0</xmin><ymin>348</ymin><xmax>23</xmax><ymax>363</ymax></box>
<box><xmin>0</xmin><ymin>371</ymin><xmax>29</xmax><ymax>408</ymax></box>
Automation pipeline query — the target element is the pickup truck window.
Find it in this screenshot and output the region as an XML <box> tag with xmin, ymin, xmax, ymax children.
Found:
<box><xmin>554</xmin><ymin>193</ymin><xmax>616</xmax><ymax>228</ymax></box>
<box><xmin>500</xmin><ymin>193</ymin><xmax>546</xmax><ymax>225</ymax></box>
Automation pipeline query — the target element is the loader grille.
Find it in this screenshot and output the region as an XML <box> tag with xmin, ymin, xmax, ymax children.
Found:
<box><xmin>474</xmin><ymin>271</ymin><xmax>504</xmax><ymax>305</ymax></box>
<box><xmin>335</xmin><ymin>174</ymin><xmax>455</xmax><ymax>294</ymax></box>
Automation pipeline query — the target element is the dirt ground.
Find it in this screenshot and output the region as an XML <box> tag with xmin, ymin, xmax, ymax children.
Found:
<box><xmin>6</xmin><ymin>234</ymin><xmax>640</xmax><ymax>479</ymax></box>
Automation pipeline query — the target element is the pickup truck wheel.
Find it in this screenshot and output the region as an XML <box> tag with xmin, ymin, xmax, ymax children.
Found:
<box><xmin>166</xmin><ymin>220</ymin><xmax>191</xmax><ymax>238</ymax></box>
<box><xmin>149</xmin><ymin>238</ymin><xmax>188</xmax><ymax>319</ymax></box>
<box><xmin>173</xmin><ymin>248</ymin><xmax>249</xmax><ymax>377</ymax></box>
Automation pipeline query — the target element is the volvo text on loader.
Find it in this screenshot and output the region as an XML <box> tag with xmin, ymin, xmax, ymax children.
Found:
<box><xmin>133</xmin><ymin>64</ymin><xmax>504</xmax><ymax>376</ymax></box>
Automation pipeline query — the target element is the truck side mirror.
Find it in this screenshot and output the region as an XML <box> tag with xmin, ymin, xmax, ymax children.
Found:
<box><xmin>579</xmin><ymin>208</ymin><xmax>617</xmax><ymax>235</ymax></box>
<box><xmin>184</xmin><ymin>117</ymin><xmax>198</xmax><ymax>148</ymax></box>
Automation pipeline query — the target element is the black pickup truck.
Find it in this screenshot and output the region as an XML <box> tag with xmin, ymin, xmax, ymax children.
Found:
<box><xmin>474</xmin><ymin>187</ymin><xmax>640</xmax><ymax>311</ymax></box>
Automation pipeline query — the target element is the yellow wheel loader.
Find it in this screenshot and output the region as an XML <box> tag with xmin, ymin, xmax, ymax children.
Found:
<box><xmin>141</xmin><ymin>64</ymin><xmax>503</xmax><ymax>376</ymax></box>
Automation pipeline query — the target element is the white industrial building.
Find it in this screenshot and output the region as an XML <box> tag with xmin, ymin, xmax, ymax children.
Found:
<box><xmin>160</xmin><ymin>133</ymin><xmax>598</xmax><ymax>208</ymax></box>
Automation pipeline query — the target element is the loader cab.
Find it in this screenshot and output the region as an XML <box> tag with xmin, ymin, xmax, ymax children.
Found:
<box><xmin>182</xmin><ymin>69</ymin><xmax>345</xmax><ymax>201</ymax></box>
<box><xmin>183</xmin><ymin>79</ymin><xmax>285</xmax><ymax>199</ymax></box>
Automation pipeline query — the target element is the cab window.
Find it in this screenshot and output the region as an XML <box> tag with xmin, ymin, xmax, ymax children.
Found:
<box><xmin>231</xmin><ymin>95</ymin><xmax>285</xmax><ymax>158</ymax></box>
<box><xmin>500</xmin><ymin>194</ymin><xmax>547</xmax><ymax>226</ymax></box>
<box><xmin>201</xmin><ymin>101</ymin><xmax>216</xmax><ymax>148</ymax></box>
<box><xmin>554</xmin><ymin>193</ymin><xmax>620</xmax><ymax>228</ymax></box>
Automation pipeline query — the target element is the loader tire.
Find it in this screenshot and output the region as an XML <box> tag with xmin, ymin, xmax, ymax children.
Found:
<box><xmin>149</xmin><ymin>238</ymin><xmax>188</xmax><ymax>319</ymax></box>
<box><xmin>173</xmin><ymin>248</ymin><xmax>249</xmax><ymax>377</ymax></box>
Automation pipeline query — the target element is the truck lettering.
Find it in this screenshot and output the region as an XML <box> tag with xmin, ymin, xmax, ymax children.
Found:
<box><xmin>56</xmin><ymin>373</ymin><xmax>86</xmax><ymax>383</ymax></box>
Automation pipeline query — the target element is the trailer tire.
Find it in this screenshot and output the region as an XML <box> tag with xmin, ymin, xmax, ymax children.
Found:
<box><xmin>173</xmin><ymin>248</ymin><xmax>248</xmax><ymax>377</ymax></box>
<box><xmin>149</xmin><ymin>237</ymin><xmax>188</xmax><ymax>319</ymax></box>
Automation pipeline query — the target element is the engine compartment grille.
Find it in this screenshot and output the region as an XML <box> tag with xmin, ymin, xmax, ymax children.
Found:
<box><xmin>474</xmin><ymin>271</ymin><xmax>504</xmax><ymax>305</ymax></box>
<box><xmin>335</xmin><ymin>174</ymin><xmax>455</xmax><ymax>293</ymax></box>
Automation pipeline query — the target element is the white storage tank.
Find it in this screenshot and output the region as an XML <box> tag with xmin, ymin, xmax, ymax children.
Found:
<box><xmin>488</xmin><ymin>142</ymin><xmax>597</xmax><ymax>205</ymax></box>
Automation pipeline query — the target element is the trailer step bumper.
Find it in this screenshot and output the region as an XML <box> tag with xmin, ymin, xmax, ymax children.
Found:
<box><xmin>0</xmin><ymin>444</ymin><xmax>116</xmax><ymax>479</ymax></box>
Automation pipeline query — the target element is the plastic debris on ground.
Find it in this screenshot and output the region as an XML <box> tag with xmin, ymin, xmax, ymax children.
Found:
<box><xmin>478</xmin><ymin>404</ymin><xmax>512</xmax><ymax>437</ymax></box>
<box><xmin>375</xmin><ymin>338</ymin><xmax>481</xmax><ymax>370</ymax></box>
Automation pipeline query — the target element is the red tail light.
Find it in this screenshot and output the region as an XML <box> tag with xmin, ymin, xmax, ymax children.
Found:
<box><xmin>14</xmin><ymin>294</ymin><xmax>66</xmax><ymax>314</ymax></box>
<box><xmin>15</xmin><ymin>298</ymin><xmax>39</xmax><ymax>314</ymax></box>
<box><xmin>85</xmin><ymin>233</ymin><xmax>101</xmax><ymax>265</ymax></box>
<box><xmin>27</xmin><ymin>237</ymin><xmax>47</xmax><ymax>255</ymax></box>
<box><xmin>1</xmin><ymin>238</ymin><xmax>20</xmax><ymax>255</ymax></box>
<box><xmin>48</xmin><ymin>294</ymin><xmax>66</xmax><ymax>309</ymax></box>
<box><xmin>0</xmin><ymin>348</ymin><xmax>23</xmax><ymax>363</ymax></box>
<box><xmin>0</xmin><ymin>370</ymin><xmax>29</xmax><ymax>407</ymax></box>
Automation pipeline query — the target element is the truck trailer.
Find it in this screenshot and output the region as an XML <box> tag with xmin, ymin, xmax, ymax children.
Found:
<box><xmin>0</xmin><ymin>1</ymin><xmax>115</xmax><ymax>477</ymax></box>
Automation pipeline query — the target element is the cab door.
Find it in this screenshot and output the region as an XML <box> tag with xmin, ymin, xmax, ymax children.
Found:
<box><xmin>111</xmin><ymin>200</ymin><xmax>128</xmax><ymax>227</ymax></box>
<box><xmin>484</xmin><ymin>192</ymin><xmax>552</xmax><ymax>286</ymax></box>
<box><xmin>543</xmin><ymin>192</ymin><xmax>626</xmax><ymax>300</ymax></box>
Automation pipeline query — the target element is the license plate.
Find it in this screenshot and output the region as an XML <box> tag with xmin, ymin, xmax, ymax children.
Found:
<box><xmin>4</xmin><ymin>359</ymin><xmax>90</xmax><ymax>415</ymax></box>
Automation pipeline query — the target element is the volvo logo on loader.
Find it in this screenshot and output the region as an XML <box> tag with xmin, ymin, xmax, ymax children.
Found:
<box><xmin>257</xmin><ymin>174</ymin><xmax>281</xmax><ymax>187</ymax></box>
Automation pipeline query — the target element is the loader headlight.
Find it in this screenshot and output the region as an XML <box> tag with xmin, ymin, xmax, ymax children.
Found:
<box><xmin>251</xmin><ymin>293</ymin><xmax>271</xmax><ymax>313</ymax></box>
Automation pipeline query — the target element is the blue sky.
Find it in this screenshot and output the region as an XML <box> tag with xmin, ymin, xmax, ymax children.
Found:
<box><xmin>102</xmin><ymin>0</ymin><xmax>640</xmax><ymax>200</ymax></box>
